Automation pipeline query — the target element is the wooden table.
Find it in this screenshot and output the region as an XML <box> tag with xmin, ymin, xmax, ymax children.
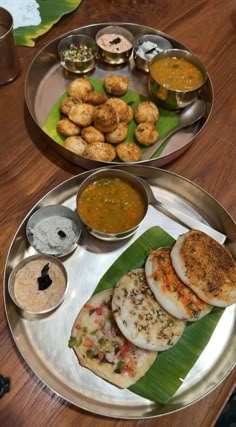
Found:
<box><xmin>1</xmin><ymin>1</ymin><xmax>235</xmax><ymax>425</ymax></box>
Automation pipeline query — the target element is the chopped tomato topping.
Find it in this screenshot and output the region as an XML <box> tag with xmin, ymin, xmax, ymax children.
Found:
<box><xmin>75</xmin><ymin>323</ymin><xmax>81</xmax><ymax>330</ymax></box>
<box><xmin>84</xmin><ymin>303</ymin><xmax>94</xmax><ymax>310</ymax></box>
<box><xmin>119</xmin><ymin>341</ymin><xmax>131</xmax><ymax>356</ymax></box>
<box><xmin>124</xmin><ymin>358</ymin><xmax>136</xmax><ymax>375</ymax></box>
<box><xmin>148</xmin><ymin>247</ymin><xmax>206</xmax><ymax>314</ymax></box>
<box><xmin>83</xmin><ymin>337</ymin><xmax>94</xmax><ymax>348</ymax></box>
<box><xmin>95</xmin><ymin>305</ymin><xmax>103</xmax><ymax>315</ymax></box>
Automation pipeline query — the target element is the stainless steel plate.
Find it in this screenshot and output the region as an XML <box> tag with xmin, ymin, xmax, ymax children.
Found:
<box><xmin>25</xmin><ymin>22</ymin><xmax>213</xmax><ymax>169</ymax></box>
<box><xmin>4</xmin><ymin>166</ymin><xmax>236</xmax><ymax>419</ymax></box>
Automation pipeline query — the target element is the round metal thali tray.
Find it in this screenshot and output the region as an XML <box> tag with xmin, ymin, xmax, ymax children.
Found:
<box><xmin>25</xmin><ymin>22</ymin><xmax>213</xmax><ymax>169</ymax></box>
<box><xmin>4</xmin><ymin>165</ymin><xmax>236</xmax><ymax>419</ymax></box>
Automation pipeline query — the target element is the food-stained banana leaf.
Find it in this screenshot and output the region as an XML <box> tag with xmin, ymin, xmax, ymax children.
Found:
<box><xmin>43</xmin><ymin>77</ymin><xmax>179</xmax><ymax>159</ymax></box>
<box><xmin>94</xmin><ymin>226</ymin><xmax>224</xmax><ymax>404</ymax></box>
<box><xmin>14</xmin><ymin>0</ymin><xmax>82</xmax><ymax>47</ymax></box>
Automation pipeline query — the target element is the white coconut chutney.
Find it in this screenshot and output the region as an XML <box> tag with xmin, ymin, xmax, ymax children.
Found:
<box><xmin>29</xmin><ymin>215</ymin><xmax>79</xmax><ymax>256</ymax></box>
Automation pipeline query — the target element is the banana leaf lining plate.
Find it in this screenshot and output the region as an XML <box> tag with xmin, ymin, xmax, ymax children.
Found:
<box><xmin>25</xmin><ymin>22</ymin><xmax>213</xmax><ymax>169</ymax></box>
<box><xmin>14</xmin><ymin>0</ymin><xmax>82</xmax><ymax>47</ymax></box>
<box><xmin>4</xmin><ymin>165</ymin><xmax>236</xmax><ymax>419</ymax></box>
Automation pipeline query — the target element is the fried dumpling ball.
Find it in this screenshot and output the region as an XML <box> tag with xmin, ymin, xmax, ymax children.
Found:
<box><xmin>57</xmin><ymin>118</ymin><xmax>80</xmax><ymax>137</ymax></box>
<box><xmin>68</xmin><ymin>103</ymin><xmax>95</xmax><ymax>127</ymax></box>
<box><xmin>104</xmin><ymin>75</ymin><xmax>129</xmax><ymax>96</ymax></box>
<box><xmin>83</xmin><ymin>91</ymin><xmax>108</xmax><ymax>106</ymax></box>
<box><xmin>125</xmin><ymin>105</ymin><xmax>134</xmax><ymax>124</ymax></box>
<box><xmin>106</xmin><ymin>97</ymin><xmax>129</xmax><ymax>123</ymax></box>
<box><xmin>134</xmin><ymin>101</ymin><xmax>159</xmax><ymax>124</ymax></box>
<box><xmin>105</xmin><ymin>122</ymin><xmax>128</xmax><ymax>144</ymax></box>
<box><xmin>116</xmin><ymin>142</ymin><xmax>142</xmax><ymax>162</ymax></box>
<box><xmin>64</xmin><ymin>136</ymin><xmax>88</xmax><ymax>156</ymax></box>
<box><xmin>135</xmin><ymin>122</ymin><xmax>159</xmax><ymax>146</ymax></box>
<box><xmin>59</xmin><ymin>97</ymin><xmax>80</xmax><ymax>116</ymax></box>
<box><xmin>67</xmin><ymin>77</ymin><xmax>93</xmax><ymax>101</ymax></box>
<box><xmin>93</xmin><ymin>103</ymin><xmax>119</xmax><ymax>133</ymax></box>
<box><xmin>86</xmin><ymin>142</ymin><xmax>116</xmax><ymax>162</ymax></box>
<box><xmin>81</xmin><ymin>126</ymin><xmax>105</xmax><ymax>144</ymax></box>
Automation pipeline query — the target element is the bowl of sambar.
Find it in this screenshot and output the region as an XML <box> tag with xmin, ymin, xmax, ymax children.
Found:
<box><xmin>76</xmin><ymin>168</ymin><xmax>148</xmax><ymax>241</ymax></box>
<box><xmin>148</xmin><ymin>49</ymin><xmax>208</xmax><ymax>110</ymax></box>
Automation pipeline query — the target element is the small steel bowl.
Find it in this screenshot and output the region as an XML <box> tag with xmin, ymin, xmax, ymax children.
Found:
<box><xmin>26</xmin><ymin>205</ymin><xmax>81</xmax><ymax>257</ymax></box>
<box><xmin>95</xmin><ymin>26</ymin><xmax>134</xmax><ymax>65</ymax></box>
<box><xmin>148</xmin><ymin>49</ymin><xmax>208</xmax><ymax>110</ymax></box>
<box><xmin>76</xmin><ymin>169</ymin><xmax>148</xmax><ymax>241</ymax></box>
<box><xmin>58</xmin><ymin>34</ymin><xmax>98</xmax><ymax>74</ymax></box>
<box><xmin>8</xmin><ymin>254</ymin><xmax>68</xmax><ymax>316</ymax></box>
<box><xmin>133</xmin><ymin>34</ymin><xmax>173</xmax><ymax>73</ymax></box>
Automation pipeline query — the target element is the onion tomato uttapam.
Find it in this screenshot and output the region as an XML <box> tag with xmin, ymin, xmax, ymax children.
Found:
<box><xmin>69</xmin><ymin>289</ymin><xmax>157</xmax><ymax>388</ymax></box>
<box><xmin>171</xmin><ymin>230</ymin><xmax>236</xmax><ymax>307</ymax></box>
<box><xmin>145</xmin><ymin>247</ymin><xmax>212</xmax><ymax>321</ymax></box>
<box><xmin>112</xmin><ymin>269</ymin><xmax>185</xmax><ymax>351</ymax></box>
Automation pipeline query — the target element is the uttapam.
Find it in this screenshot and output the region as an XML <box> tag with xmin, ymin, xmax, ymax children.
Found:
<box><xmin>112</xmin><ymin>269</ymin><xmax>185</xmax><ymax>351</ymax></box>
<box><xmin>69</xmin><ymin>289</ymin><xmax>157</xmax><ymax>389</ymax></box>
<box><xmin>171</xmin><ymin>230</ymin><xmax>236</xmax><ymax>307</ymax></box>
<box><xmin>145</xmin><ymin>247</ymin><xmax>212</xmax><ymax>321</ymax></box>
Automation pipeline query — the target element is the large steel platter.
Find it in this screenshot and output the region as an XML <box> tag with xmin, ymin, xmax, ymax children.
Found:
<box><xmin>25</xmin><ymin>23</ymin><xmax>213</xmax><ymax>169</ymax></box>
<box><xmin>4</xmin><ymin>165</ymin><xmax>236</xmax><ymax>419</ymax></box>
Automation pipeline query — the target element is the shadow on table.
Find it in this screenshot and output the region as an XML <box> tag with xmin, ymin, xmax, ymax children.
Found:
<box><xmin>215</xmin><ymin>389</ymin><xmax>236</xmax><ymax>427</ymax></box>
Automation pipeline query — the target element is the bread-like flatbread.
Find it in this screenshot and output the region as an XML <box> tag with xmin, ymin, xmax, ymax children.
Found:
<box><xmin>112</xmin><ymin>269</ymin><xmax>185</xmax><ymax>351</ymax></box>
<box><xmin>145</xmin><ymin>247</ymin><xmax>212</xmax><ymax>321</ymax></box>
<box><xmin>171</xmin><ymin>230</ymin><xmax>236</xmax><ymax>307</ymax></box>
<box><xmin>70</xmin><ymin>289</ymin><xmax>157</xmax><ymax>389</ymax></box>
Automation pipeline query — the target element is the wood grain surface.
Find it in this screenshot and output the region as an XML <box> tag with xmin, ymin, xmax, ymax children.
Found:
<box><xmin>0</xmin><ymin>1</ymin><xmax>236</xmax><ymax>426</ymax></box>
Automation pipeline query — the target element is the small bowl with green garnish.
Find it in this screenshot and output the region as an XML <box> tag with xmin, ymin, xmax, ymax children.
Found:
<box><xmin>58</xmin><ymin>34</ymin><xmax>98</xmax><ymax>74</ymax></box>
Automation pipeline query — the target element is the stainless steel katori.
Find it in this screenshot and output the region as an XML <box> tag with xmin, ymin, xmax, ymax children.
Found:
<box><xmin>4</xmin><ymin>165</ymin><xmax>236</xmax><ymax>419</ymax></box>
<box><xmin>95</xmin><ymin>25</ymin><xmax>134</xmax><ymax>65</ymax></box>
<box><xmin>58</xmin><ymin>34</ymin><xmax>98</xmax><ymax>74</ymax></box>
<box><xmin>148</xmin><ymin>49</ymin><xmax>208</xmax><ymax>110</ymax></box>
<box><xmin>24</xmin><ymin>22</ymin><xmax>213</xmax><ymax>170</ymax></box>
<box><xmin>76</xmin><ymin>168</ymin><xmax>148</xmax><ymax>241</ymax></box>
<box><xmin>8</xmin><ymin>254</ymin><xmax>68</xmax><ymax>316</ymax></box>
<box><xmin>26</xmin><ymin>204</ymin><xmax>81</xmax><ymax>256</ymax></box>
<box><xmin>133</xmin><ymin>33</ymin><xmax>173</xmax><ymax>72</ymax></box>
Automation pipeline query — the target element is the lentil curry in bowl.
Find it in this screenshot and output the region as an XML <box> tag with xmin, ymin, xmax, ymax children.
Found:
<box><xmin>76</xmin><ymin>169</ymin><xmax>148</xmax><ymax>241</ymax></box>
<box><xmin>148</xmin><ymin>48</ymin><xmax>207</xmax><ymax>110</ymax></box>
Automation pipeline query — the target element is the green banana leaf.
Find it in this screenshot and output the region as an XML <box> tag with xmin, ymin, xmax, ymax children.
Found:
<box><xmin>94</xmin><ymin>226</ymin><xmax>224</xmax><ymax>404</ymax></box>
<box><xmin>14</xmin><ymin>0</ymin><xmax>82</xmax><ymax>47</ymax></box>
<box><xmin>43</xmin><ymin>77</ymin><xmax>179</xmax><ymax>159</ymax></box>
